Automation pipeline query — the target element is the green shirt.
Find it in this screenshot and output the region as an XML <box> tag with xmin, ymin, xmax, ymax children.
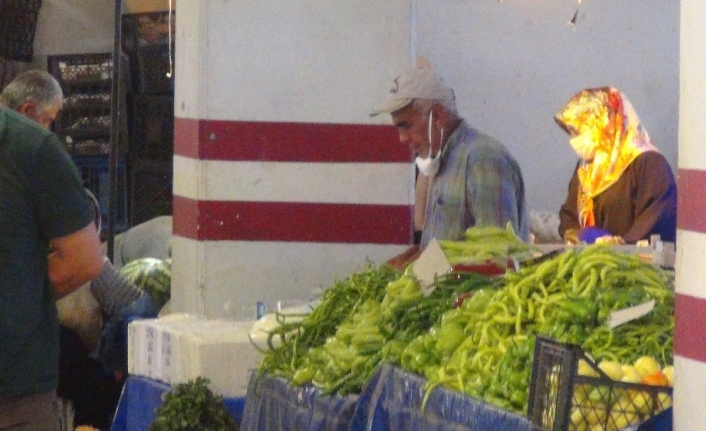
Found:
<box><xmin>0</xmin><ymin>107</ymin><xmax>94</xmax><ymax>397</ymax></box>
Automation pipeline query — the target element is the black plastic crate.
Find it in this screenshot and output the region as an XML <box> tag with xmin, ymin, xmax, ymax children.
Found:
<box><xmin>72</xmin><ymin>155</ymin><xmax>129</xmax><ymax>234</ymax></box>
<box><xmin>129</xmin><ymin>94</ymin><xmax>173</xmax><ymax>161</ymax></box>
<box><xmin>48</xmin><ymin>53</ymin><xmax>113</xmax><ymax>87</ymax></box>
<box><xmin>48</xmin><ymin>52</ymin><xmax>130</xmax><ymax>156</ymax></box>
<box><xmin>130</xmin><ymin>43</ymin><xmax>174</xmax><ymax>94</ymax></box>
<box><xmin>129</xmin><ymin>160</ymin><xmax>173</xmax><ymax>226</ymax></box>
<box><xmin>0</xmin><ymin>0</ymin><xmax>42</xmax><ymax>62</ymax></box>
<box><xmin>528</xmin><ymin>336</ymin><xmax>672</xmax><ymax>431</ymax></box>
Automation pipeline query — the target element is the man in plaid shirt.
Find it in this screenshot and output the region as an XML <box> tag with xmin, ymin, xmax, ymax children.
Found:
<box><xmin>372</xmin><ymin>66</ymin><xmax>528</xmax><ymax>266</ymax></box>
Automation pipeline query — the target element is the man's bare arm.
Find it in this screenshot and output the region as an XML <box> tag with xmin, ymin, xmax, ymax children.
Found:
<box><xmin>48</xmin><ymin>222</ymin><xmax>103</xmax><ymax>298</ymax></box>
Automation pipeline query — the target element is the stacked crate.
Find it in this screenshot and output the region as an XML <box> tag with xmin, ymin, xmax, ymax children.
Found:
<box><xmin>122</xmin><ymin>11</ymin><xmax>175</xmax><ymax>226</ymax></box>
<box><xmin>48</xmin><ymin>53</ymin><xmax>129</xmax><ymax>234</ymax></box>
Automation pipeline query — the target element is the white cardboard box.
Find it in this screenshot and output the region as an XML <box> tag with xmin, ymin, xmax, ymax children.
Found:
<box><xmin>128</xmin><ymin>317</ymin><xmax>263</xmax><ymax>398</ymax></box>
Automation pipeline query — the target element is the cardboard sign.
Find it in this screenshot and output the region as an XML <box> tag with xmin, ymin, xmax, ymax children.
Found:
<box><xmin>412</xmin><ymin>238</ymin><xmax>451</xmax><ymax>296</ymax></box>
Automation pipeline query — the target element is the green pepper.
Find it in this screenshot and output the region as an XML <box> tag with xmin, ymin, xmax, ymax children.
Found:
<box><xmin>435</xmin><ymin>323</ymin><xmax>466</xmax><ymax>356</ymax></box>
<box><xmin>461</xmin><ymin>288</ymin><xmax>494</xmax><ymax>313</ymax></box>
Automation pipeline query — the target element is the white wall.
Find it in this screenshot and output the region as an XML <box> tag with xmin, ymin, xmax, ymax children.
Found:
<box><xmin>31</xmin><ymin>0</ymin><xmax>679</xmax><ymax>222</ymax></box>
<box><xmin>410</xmin><ymin>0</ymin><xmax>679</xmax><ymax>213</ymax></box>
<box><xmin>33</xmin><ymin>0</ymin><xmax>115</xmax><ymax>63</ymax></box>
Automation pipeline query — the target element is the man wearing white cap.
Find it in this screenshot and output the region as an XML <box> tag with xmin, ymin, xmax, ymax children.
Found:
<box><xmin>372</xmin><ymin>67</ymin><xmax>529</xmax><ymax>266</ymax></box>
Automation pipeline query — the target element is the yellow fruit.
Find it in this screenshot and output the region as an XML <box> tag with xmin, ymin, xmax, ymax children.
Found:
<box><xmin>574</xmin><ymin>383</ymin><xmax>593</xmax><ymax>404</ymax></box>
<box><xmin>588</xmin><ymin>385</ymin><xmax>616</xmax><ymax>405</ymax></box>
<box><xmin>614</xmin><ymin>393</ymin><xmax>637</xmax><ymax>413</ymax></box>
<box><xmin>661</xmin><ymin>365</ymin><xmax>674</xmax><ymax>387</ymax></box>
<box><xmin>634</xmin><ymin>356</ymin><xmax>661</xmax><ymax>377</ymax></box>
<box><xmin>631</xmin><ymin>390</ymin><xmax>653</xmax><ymax>415</ymax></box>
<box><xmin>621</xmin><ymin>366</ymin><xmax>643</xmax><ymax>384</ymax></box>
<box><xmin>598</xmin><ymin>360</ymin><xmax>624</xmax><ymax>381</ymax></box>
<box><xmin>584</xmin><ymin>407</ymin><xmax>607</xmax><ymax>426</ymax></box>
<box><xmin>657</xmin><ymin>392</ymin><xmax>673</xmax><ymax>410</ymax></box>
<box><xmin>578</xmin><ymin>359</ymin><xmax>600</xmax><ymax>377</ymax></box>
<box><xmin>606</xmin><ymin>409</ymin><xmax>640</xmax><ymax>431</ymax></box>
<box><xmin>571</xmin><ymin>406</ymin><xmax>588</xmax><ymax>428</ymax></box>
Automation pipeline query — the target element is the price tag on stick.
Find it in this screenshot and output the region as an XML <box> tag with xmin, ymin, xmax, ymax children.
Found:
<box><xmin>412</xmin><ymin>238</ymin><xmax>452</xmax><ymax>296</ymax></box>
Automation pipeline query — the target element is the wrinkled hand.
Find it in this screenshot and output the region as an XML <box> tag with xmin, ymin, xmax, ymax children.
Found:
<box><xmin>386</xmin><ymin>246</ymin><xmax>421</xmax><ymax>271</ymax></box>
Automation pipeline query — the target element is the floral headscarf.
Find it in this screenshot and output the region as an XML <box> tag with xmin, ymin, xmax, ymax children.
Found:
<box><xmin>555</xmin><ymin>87</ymin><xmax>659</xmax><ymax>228</ymax></box>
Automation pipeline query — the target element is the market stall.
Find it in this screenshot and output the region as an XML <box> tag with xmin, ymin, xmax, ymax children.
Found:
<box><xmin>118</xmin><ymin>225</ymin><xmax>675</xmax><ymax>430</ymax></box>
<box><xmin>237</xmin><ymin>226</ymin><xmax>675</xmax><ymax>431</ymax></box>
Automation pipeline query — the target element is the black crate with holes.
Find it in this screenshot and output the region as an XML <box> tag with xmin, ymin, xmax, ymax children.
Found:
<box><xmin>129</xmin><ymin>94</ymin><xmax>173</xmax><ymax>161</ymax></box>
<box><xmin>129</xmin><ymin>160</ymin><xmax>172</xmax><ymax>226</ymax></box>
<box><xmin>527</xmin><ymin>336</ymin><xmax>672</xmax><ymax>431</ymax></box>
<box><xmin>72</xmin><ymin>155</ymin><xmax>129</xmax><ymax>235</ymax></box>
<box><xmin>47</xmin><ymin>53</ymin><xmax>129</xmax><ymax>156</ymax></box>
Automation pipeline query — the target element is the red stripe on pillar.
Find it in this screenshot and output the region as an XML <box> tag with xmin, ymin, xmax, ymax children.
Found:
<box><xmin>173</xmin><ymin>118</ymin><xmax>409</xmax><ymax>163</ymax></box>
<box><xmin>678</xmin><ymin>168</ymin><xmax>706</xmax><ymax>233</ymax></box>
<box><xmin>174</xmin><ymin>117</ymin><xmax>200</xmax><ymax>159</ymax></box>
<box><xmin>172</xmin><ymin>195</ymin><xmax>412</xmax><ymax>244</ymax></box>
<box><xmin>675</xmin><ymin>292</ymin><xmax>706</xmax><ymax>363</ymax></box>
<box><xmin>172</xmin><ymin>195</ymin><xmax>200</xmax><ymax>239</ymax></box>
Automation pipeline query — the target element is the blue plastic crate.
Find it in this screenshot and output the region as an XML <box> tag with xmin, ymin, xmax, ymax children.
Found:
<box><xmin>72</xmin><ymin>155</ymin><xmax>128</xmax><ymax>234</ymax></box>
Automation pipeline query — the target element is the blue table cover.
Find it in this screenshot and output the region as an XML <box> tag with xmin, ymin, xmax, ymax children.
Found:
<box><xmin>110</xmin><ymin>376</ymin><xmax>245</xmax><ymax>431</ymax></box>
<box><xmin>240</xmin><ymin>373</ymin><xmax>359</xmax><ymax>431</ymax></box>
<box><xmin>350</xmin><ymin>364</ymin><xmax>532</xmax><ymax>431</ymax></box>
<box><xmin>241</xmin><ymin>364</ymin><xmax>532</xmax><ymax>431</ymax></box>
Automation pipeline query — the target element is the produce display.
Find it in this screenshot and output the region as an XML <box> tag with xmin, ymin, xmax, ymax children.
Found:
<box><xmin>255</xmin><ymin>225</ymin><xmax>675</xmax><ymax>427</ymax></box>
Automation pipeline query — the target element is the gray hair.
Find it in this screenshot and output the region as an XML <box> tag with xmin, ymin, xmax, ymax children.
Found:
<box><xmin>0</xmin><ymin>70</ymin><xmax>64</xmax><ymax>113</ymax></box>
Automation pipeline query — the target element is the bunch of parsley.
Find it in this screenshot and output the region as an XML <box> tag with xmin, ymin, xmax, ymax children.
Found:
<box><xmin>148</xmin><ymin>377</ymin><xmax>239</xmax><ymax>431</ymax></box>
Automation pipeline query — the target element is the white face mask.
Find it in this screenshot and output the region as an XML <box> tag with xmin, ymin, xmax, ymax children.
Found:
<box><xmin>569</xmin><ymin>134</ymin><xmax>597</xmax><ymax>161</ymax></box>
<box><xmin>415</xmin><ymin>110</ymin><xmax>444</xmax><ymax>177</ymax></box>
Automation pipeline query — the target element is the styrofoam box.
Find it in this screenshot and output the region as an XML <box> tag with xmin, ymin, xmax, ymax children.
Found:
<box><xmin>128</xmin><ymin>315</ymin><xmax>263</xmax><ymax>398</ymax></box>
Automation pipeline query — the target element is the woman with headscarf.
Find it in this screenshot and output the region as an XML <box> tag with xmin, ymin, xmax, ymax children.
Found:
<box><xmin>555</xmin><ymin>87</ymin><xmax>677</xmax><ymax>245</ymax></box>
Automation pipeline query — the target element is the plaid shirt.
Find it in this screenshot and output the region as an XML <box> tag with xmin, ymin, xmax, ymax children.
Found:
<box><xmin>420</xmin><ymin>120</ymin><xmax>529</xmax><ymax>249</ymax></box>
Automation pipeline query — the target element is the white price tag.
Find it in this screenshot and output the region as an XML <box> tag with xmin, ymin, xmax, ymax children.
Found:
<box><xmin>608</xmin><ymin>300</ymin><xmax>655</xmax><ymax>329</ymax></box>
<box><xmin>412</xmin><ymin>238</ymin><xmax>452</xmax><ymax>296</ymax></box>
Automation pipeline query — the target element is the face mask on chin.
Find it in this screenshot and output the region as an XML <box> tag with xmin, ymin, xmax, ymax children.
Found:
<box><xmin>415</xmin><ymin>110</ymin><xmax>444</xmax><ymax>177</ymax></box>
<box><xmin>569</xmin><ymin>134</ymin><xmax>597</xmax><ymax>161</ymax></box>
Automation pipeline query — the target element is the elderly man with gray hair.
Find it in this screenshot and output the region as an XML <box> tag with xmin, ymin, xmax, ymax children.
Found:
<box><xmin>372</xmin><ymin>67</ymin><xmax>529</xmax><ymax>269</ymax></box>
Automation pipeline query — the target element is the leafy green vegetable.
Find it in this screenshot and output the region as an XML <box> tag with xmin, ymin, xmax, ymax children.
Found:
<box><xmin>148</xmin><ymin>377</ymin><xmax>239</xmax><ymax>431</ymax></box>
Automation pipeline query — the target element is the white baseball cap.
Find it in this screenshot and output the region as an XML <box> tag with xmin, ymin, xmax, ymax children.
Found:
<box><xmin>370</xmin><ymin>68</ymin><xmax>455</xmax><ymax>117</ymax></box>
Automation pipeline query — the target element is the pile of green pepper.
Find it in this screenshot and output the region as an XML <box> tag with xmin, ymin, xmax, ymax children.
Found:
<box><xmin>256</xmin><ymin>241</ymin><xmax>674</xmax><ymax>418</ymax></box>
<box><xmin>256</xmin><ymin>265</ymin><xmax>494</xmax><ymax>395</ymax></box>
<box><xmin>397</xmin><ymin>244</ymin><xmax>674</xmax><ymax>413</ymax></box>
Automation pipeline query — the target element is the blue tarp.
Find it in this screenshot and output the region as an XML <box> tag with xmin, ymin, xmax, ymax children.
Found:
<box><xmin>240</xmin><ymin>364</ymin><xmax>532</xmax><ymax>431</ymax></box>
<box><xmin>350</xmin><ymin>364</ymin><xmax>532</xmax><ymax>431</ymax></box>
<box><xmin>110</xmin><ymin>376</ymin><xmax>246</xmax><ymax>431</ymax></box>
<box><xmin>240</xmin><ymin>373</ymin><xmax>360</xmax><ymax>431</ymax></box>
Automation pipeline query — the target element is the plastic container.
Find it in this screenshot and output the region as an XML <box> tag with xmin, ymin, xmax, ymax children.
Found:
<box><xmin>527</xmin><ymin>336</ymin><xmax>672</xmax><ymax>431</ymax></box>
